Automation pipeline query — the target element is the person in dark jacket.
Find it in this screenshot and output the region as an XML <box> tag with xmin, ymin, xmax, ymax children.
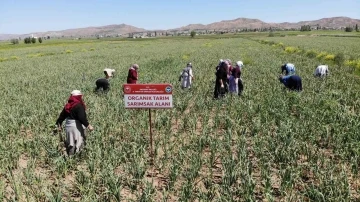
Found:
<box><xmin>127</xmin><ymin>64</ymin><xmax>139</xmax><ymax>84</ymax></box>
<box><xmin>214</xmin><ymin>62</ymin><xmax>228</xmax><ymax>99</ymax></box>
<box><xmin>56</xmin><ymin>90</ymin><xmax>94</xmax><ymax>156</ymax></box>
<box><xmin>95</xmin><ymin>68</ymin><xmax>115</xmax><ymax>93</ymax></box>
<box><xmin>215</xmin><ymin>59</ymin><xmax>223</xmax><ymax>71</ymax></box>
<box><xmin>279</xmin><ymin>75</ymin><xmax>302</xmax><ymax>91</ymax></box>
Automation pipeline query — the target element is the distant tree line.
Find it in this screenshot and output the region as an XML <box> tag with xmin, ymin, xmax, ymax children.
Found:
<box><xmin>9</xmin><ymin>36</ymin><xmax>51</xmax><ymax>45</ymax></box>
<box><xmin>345</xmin><ymin>24</ymin><xmax>359</xmax><ymax>32</ymax></box>
<box><xmin>300</xmin><ymin>25</ymin><xmax>311</xmax><ymax>31</ymax></box>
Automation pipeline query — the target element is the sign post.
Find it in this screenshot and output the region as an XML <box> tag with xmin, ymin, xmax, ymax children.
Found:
<box><xmin>123</xmin><ymin>84</ymin><xmax>173</xmax><ymax>164</ymax></box>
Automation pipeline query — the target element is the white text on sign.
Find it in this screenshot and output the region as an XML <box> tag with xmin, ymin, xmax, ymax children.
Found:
<box><xmin>124</xmin><ymin>94</ymin><xmax>173</xmax><ymax>108</ymax></box>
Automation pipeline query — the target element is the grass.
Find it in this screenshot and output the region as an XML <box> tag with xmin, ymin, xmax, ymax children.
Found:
<box><xmin>253</xmin><ymin>35</ymin><xmax>360</xmax><ymax>58</ymax></box>
<box><xmin>0</xmin><ymin>34</ymin><xmax>360</xmax><ymax>201</ymax></box>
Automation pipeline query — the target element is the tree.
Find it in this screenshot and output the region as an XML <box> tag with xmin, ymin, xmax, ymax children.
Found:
<box><xmin>356</xmin><ymin>24</ymin><xmax>359</xmax><ymax>32</ymax></box>
<box><xmin>31</xmin><ymin>37</ymin><xmax>36</xmax><ymax>43</ymax></box>
<box><xmin>10</xmin><ymin>38</ymin><xmax>19</xmax><ymax>44</ymax></box>
<box><xmin>190</xmin><ymin>31</ymin><xmax>196</xmax><ymax>38</ymax></box>
<box><xmin>24</xmin><ymin>37</ymin><xmax>31</xmax><ymax>44</ymax></box>
<box><xmin>345</xmin><ymin>26</ymin><xmax>353</xmax><ymax>32</ymax></box>
<box><xmin>47</xmin><ymin>36</ymin><xmax>50</xmax><ymax>39</ymax></box>
<box><xmin>300</xmin><ymin>25</ymin><xmax>311</xmax><ymax>31</ymax></box>
<box><xmin>38</xmin><ymin>37</ymin><xmax>43</xmax><ymax>43</ymax></box>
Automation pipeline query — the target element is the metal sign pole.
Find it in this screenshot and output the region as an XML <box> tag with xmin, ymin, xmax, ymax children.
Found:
<box><xmin>149</xmin><ymin>108</ymin><xmax>154</xmax><ymax>165</ymax></box>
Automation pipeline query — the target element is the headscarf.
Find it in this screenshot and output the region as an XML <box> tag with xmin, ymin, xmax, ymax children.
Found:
<box><xmin>132</xmin><ymin>64</ymin><xmax>139</xmax><ymax>70</ymax></box>
<box><xmin>236</xmin><ymin>61</ymin><xmax>244</xmax><ymax>70</ymax></box>
<box><xmin>64</xmin><ymin>90</ymin><xmax>86</xmax><ymax>113</ymax></box>
<box><xmin>104</xmin><ymin>68</ymin><xmax>115</xmax><ymax>77</ymax></box>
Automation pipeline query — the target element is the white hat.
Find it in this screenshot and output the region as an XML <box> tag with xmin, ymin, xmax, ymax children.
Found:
<box><xmin>104</xmin><ymin>68</ymin><xmax>115</xmax><ymax>77</ymax></box>
<box><xmin>71</xmin><ymin>90</ymin><xmax>82</xmax><ymax>96</ymax></box>
<box><xmin>236</xmin><ymin>61</ymin><xmax>244</xmax><ymax>67</ymax></box>
<box><xmin>219</xmin><ymin>59</ymin><xmax>223</xmax><ymax>63</ymax></box>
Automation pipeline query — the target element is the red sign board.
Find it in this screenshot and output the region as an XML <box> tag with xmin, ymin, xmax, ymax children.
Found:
<box><xmin>123</xmin><ymin>84</ymin><xmax>173</xmax><ymax>109</ymax></box>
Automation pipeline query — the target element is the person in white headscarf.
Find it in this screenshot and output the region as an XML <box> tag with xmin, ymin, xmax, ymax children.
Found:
<box><xmin>281</xmin><ymin>63</ymin><xmax>296</xmax><ymax>76</ymax></box>
<box><xmin>314</xmin><ymin>65</ymin><xmax>329</xmax><ymax>77</ymax></box>
<box><xmin>95</xmin><ymin>68</ymin><xmax>115</xmax><ymax>93</ymax></box>
<box><xmin>179</xmin><ymin>63</ymin><xmax>194</xmax><ymax>89</ymax></box>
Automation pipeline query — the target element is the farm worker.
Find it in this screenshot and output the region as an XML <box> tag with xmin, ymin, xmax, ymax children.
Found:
<box><xmin>179</xmin><ymin>63</ymin><xmax>194</xmax><ymax>89</ymax></box>
<box><xmin>314</xmin><ymin>65</ymin><xmax>329</xmax><ymax>77</ymax></box>
<box><xmin>223</xmin><ymin>60</ymin><xmax>232</xmax><ymax>94</ymax></box>
<box><xmin>55</xmin><ymin>90</ymin><xmax>94</xmax><ymax>156</ymax></box>
<box><xmin>281</xmin><ymin>63</ymin><xmax>296</xmax><ymax>76</ymax></box>
<box><xmin>231</xmin><ymin>61</ymin><xmax>244</xmax><ymax>96</ymax></box>
<box><xmin>215</xmin><ymin>59</ymin><xmax>223</xmax><ymax>71</ymax></box>
<box><xmin>95</xmin><ymin>68</ymin><xmax>115</xmax><ymax>93</ymax></box>
<box><xmin>279</xmin><ymin>75</ymin><xmax>303</xmax><ymax>91</ymax></box>
<box><xmin>214</xmin><ymin>61</ymin><xmax>228</xmax><ymax>99</ymax></box>
<box><xmin>127</xmin><ymin>64</ymin><xmax>139</xmax><ymax>84</ymax></box>
<box><xmin>225</xmin><ymin>59</ymin><xmax>233</xmax><ymax>74</ymax></box>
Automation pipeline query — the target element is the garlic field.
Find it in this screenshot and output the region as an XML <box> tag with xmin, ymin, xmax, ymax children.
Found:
<box><xmin>0</xmin><ymin>36</ymin><xmax>360</xmax><ymax>201</ymax></box>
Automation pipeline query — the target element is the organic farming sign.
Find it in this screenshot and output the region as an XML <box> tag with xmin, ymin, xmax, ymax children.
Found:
<box><xmin>123</xmin><ymin>84</ymin><xmax>173</xmax><ymax>109</ymax></box>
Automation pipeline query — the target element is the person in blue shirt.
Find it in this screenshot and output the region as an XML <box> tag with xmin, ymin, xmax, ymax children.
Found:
<box><xmin>281</xmin><ymin>63</ymin><xmax>296</xmax><ymax>76</ymax></box>
<box><xmin>279</xmin><ymin>75</ymin><xmax>302</xmax><ymax>91</ymax></box>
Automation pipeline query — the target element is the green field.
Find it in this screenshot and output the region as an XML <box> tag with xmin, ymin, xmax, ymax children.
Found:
<box><xmin>1</xmin><ymin>34</ymin><xmax>360</xmax><ymax>201</ymax></box>
<box><xmin>253</xmin><ymin>35</ymin><xmax>360</xmax><ymax>58</ymax></box>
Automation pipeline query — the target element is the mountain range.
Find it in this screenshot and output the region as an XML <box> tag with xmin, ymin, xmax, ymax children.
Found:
<box><xmin>1</xmin><ymin>16</ymin><xmax>359</xmax><ymax>40</ymax></box>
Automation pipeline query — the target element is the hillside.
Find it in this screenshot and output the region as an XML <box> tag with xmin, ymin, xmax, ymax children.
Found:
<box><xmin>0</xmin><ymin>24</ymin><xmax>146</xmax><ymax>40</ymax></box>
<box><xmin>1</xmin><ymin>17</ymin><xmax>360</xmax><ymax>40</ymax></box>
<box><xmin>172</xmin><ymin>17</ymin><xmax>360</xmax><ymax>31</ymax></box>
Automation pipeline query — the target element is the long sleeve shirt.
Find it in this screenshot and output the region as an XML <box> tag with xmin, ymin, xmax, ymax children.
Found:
<box><xmin>56</xmin><ymin>104</ymin><xmax>89</xmax><ymax>127</ymax></box>
<box><xmin>231</xmin><ymin>67</ymin><xmax>241</xmax><ymax>79</ymax></box>
<box><xmin>279</xmin><ymin>75</ymin><xmax>302</xmax><ymax>91</ymax></box>
<box><xmin>127</xmin><ymin>68</ymin><xmax>138</xmax><ymax>84</ymax></box>
<box><xmin>95</xmin><ymin>78</ymin><xmax>110</xmax><ymax>90</ymax></box>
<box><xmin>216</xmin><ymin>67</ymin><xmax>228</xmax><ymax>85</ymax></box>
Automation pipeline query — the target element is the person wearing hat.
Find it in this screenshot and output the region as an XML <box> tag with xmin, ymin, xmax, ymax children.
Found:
<box><xmin>179</xmin><ymin>62</ymin><xmax>194</xmax><ymax>89</ymax></box>
<box><xmin>127</xmin><ymin>64</ymin><xmax>139</xmax><ymax>84</ymax></box>
<box><xmin>278</xmin><ymin>74</ymin><xmax>302</xmax><ymax>91</ymax></box>
<box><xmin>230</xmin><ymin>61</ymin><xmax>244</xmax><ymax>96</ymax></box>
<box><xmin>55</xmin><ymin>90</ymin><xmax>94</xmax><ymax>156</ymax></box>
<box><xmin>314</xmin><ymin>65</ymin><xmax>329</xmax><ymax>77</ymax></box>
<box><xmin>95</xmin><ymin>68</ymin><xmax>115</xmax><ymax>93</ymax></box>
<box><xmin>281</xmin><ymin>63</ymin><xmax>296</xmax><ymax>76</ymax></box>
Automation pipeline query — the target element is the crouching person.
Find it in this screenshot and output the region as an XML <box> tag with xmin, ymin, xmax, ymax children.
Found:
<box><xmin>279</xmin><ymin>75</ymin><xmax>303</xmax><ymax>92</ymax></box>
<box><xmin>314</xmin><ymin>65</ymin><xmax>329</xmax><ymax>77</ymax></box>
<box><xmin>95</xmin><ymin>68</ymin><xmax>115</xmax><ymax>93</ymax></box>
<box><xmin>56</xmin><ymin>90</ymin><xmax>94</xmax><ymax>156</ymax></box>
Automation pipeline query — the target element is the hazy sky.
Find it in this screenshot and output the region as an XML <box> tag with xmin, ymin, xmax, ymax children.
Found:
<box><xmin>1</xmin><ymin>0</ymin><xmax>359</xmax><ymax>34</ymax></box>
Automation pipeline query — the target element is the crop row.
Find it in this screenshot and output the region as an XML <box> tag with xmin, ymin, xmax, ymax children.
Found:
<box><xmin>0</xmin><ymin>37</ymin><xmax>359</xmax><ymax>201</ymax></box>
<box><xmin>254</xmin><ymin>39</ymin><xmax>360</xmax><ymax>72</ymax></box>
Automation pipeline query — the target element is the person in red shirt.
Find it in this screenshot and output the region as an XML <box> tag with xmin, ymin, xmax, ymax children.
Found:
<box><xmin>127</xmin><ymin>64</ymin><xmax>139</xmax><ymax>84</ymax></box>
